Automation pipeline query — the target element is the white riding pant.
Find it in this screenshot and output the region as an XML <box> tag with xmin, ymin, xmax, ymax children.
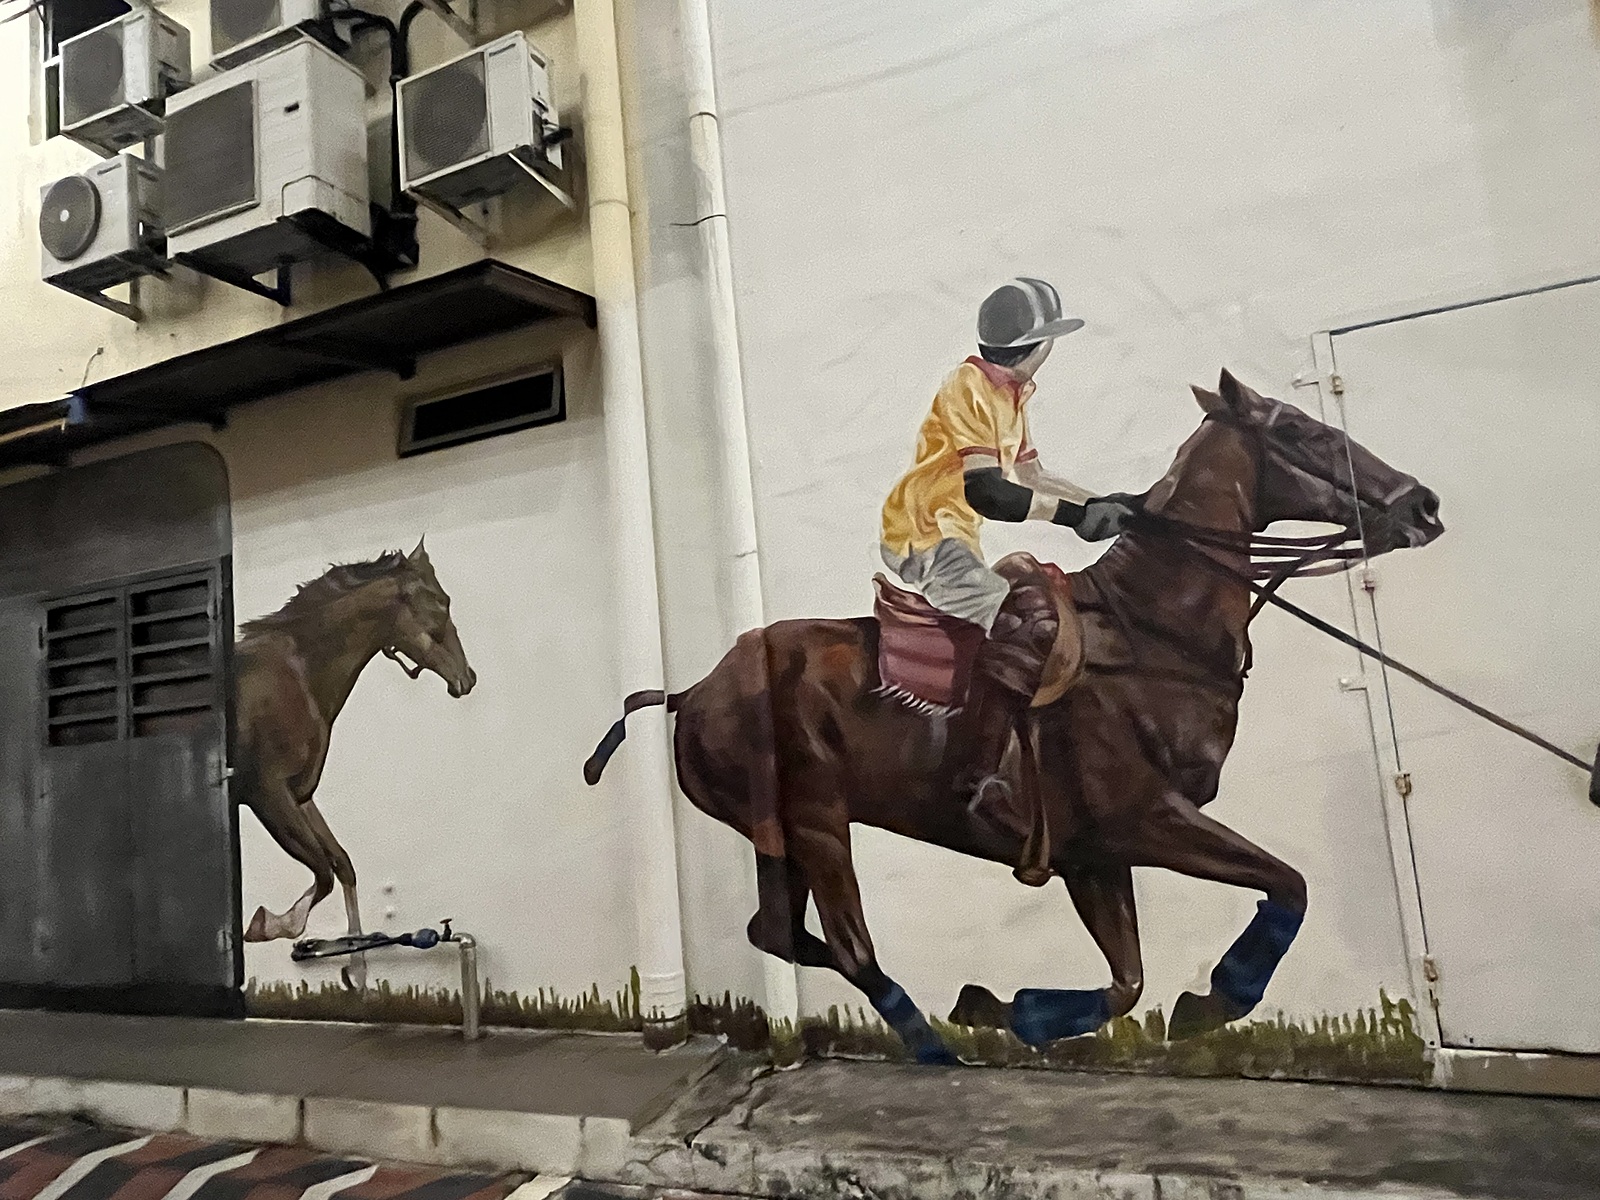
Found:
<box><xmin>880</xmin><ymin>538</ymin><xmax>1010</xmax><ymax>632</ymax></box>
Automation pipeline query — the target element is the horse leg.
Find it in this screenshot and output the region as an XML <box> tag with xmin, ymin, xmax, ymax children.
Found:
<box><xmin>300</xmin><ymin>799</ymin><xmax>366</xmax><ymax>992</ymax></box>
<box><xmin>1115</xmin><ymin>792</ymin><xmax>1306</xmax><ymax>1040</ymax></box>
<box><xmin>746</xmin><ymin>853</ymin><xmax>830</xmax><ymax>968</ymax></box>
<box><xmin>244</xmin><ymin>781</ymin><xmax>336</xmax><ymax>942</ymax></box>
<box><xmin>789</xmin><ymin>820</ymin><xmax>957</xmax><ymax>1065</ymax></box>
<box><xmin>949</xmin><ymin>859</ymin><xmax>1143</xmax><ymax>1047</ymax></box>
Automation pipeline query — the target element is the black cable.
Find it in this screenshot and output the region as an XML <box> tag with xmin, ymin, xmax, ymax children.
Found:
<box><xmin>323</xmin><ymin>0</ymin><xmax>464</xmax><ymax>282</ymax></box>
<box><xmin>326</xmin><ymin>10</ymin><xmax>403</xmax><ymax>202</ymax></box>
<box><xmin>396</xmin><ymin>0</ymin><xmax>427</xmax><ymax>77</ymax></box>
<box><xmin>323</xmin><ymin>7</ymin><xmax>420</xmax><ymax>285</ymax></box>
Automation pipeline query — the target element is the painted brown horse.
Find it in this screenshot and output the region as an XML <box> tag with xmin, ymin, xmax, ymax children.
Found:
<box><xmin>587</xmin><ymin>370</ymin><xmax>1443</xmax><ymax>1062</ymax></box>
<box><xmin>235</xmin><ymin>540</ymin><xmax>476</xmax><ymax>990</ymax></box>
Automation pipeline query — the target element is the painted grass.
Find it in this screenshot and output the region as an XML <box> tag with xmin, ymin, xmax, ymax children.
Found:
<box><xmin>246</xmin><ymin>976</ymin><xmax>1423</xmax><ymax>1084</ymax></box>
<box><xmin>245</xmin><ymin>968</ymin><xmax>645</xmax><ymax>1032</ymax></box>
<box><xmin>786</xmin><ymin>990</ymin><xmax>1427</xmax><ymax>1083</ymax></box>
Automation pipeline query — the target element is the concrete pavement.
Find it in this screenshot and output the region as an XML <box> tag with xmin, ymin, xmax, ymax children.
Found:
<box><xmin>1</xmin><ymin>1008</ymin><xmax>1599</xmax><ymax>1199</ymax></box>
<box><xmin>622</xmin><ymin>1057</ymin><xmax>1600</xmax><ymax>1200</ymax></box>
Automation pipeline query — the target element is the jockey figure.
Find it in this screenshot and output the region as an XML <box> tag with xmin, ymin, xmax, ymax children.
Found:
<box><xmin>879</xmin><ymin>278</ymin><xmax>1142</xmax><ymax>885</ymax></box>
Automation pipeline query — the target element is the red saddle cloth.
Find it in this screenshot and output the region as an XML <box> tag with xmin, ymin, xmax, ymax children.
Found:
<box><xmin>872</xmin><ymin>574</ymin><xmax>987</xmax><ymax>713</ymax></box>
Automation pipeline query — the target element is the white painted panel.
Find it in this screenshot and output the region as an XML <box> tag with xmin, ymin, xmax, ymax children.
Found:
<box><xmin>1333</xmin><ymin>282</ymin><xmax>1600</xmax><ymax>1053</ymax></box>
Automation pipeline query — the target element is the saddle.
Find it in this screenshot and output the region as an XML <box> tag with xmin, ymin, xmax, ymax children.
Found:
<box><xmin>872</xmin><ymin>553</ymin><xmax>1086</xmax><ymax>713</ymax></box>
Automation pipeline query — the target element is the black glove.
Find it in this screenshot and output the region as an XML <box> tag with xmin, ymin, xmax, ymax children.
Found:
<box><xmin>1052</xmin><ymin>493</ymin><xmax>1143</xmax><ymax>541</ymax></box>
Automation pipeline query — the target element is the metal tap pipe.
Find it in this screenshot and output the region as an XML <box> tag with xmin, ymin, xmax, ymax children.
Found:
<box><xmin>291</xmin><ymin>920</ymin><xmax>483</xmax><ymax>1041</ymax></box>
<box><xmin>457</xmin><ymin>932</ymin><xmax>481</xmax><ymax>1041</ymax></box>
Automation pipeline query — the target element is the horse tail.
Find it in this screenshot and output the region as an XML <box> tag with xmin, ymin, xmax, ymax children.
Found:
<box><xmin>584</xmin><ymin>690</ymin><xmax>681</xmax><ymax>785</ymax></box>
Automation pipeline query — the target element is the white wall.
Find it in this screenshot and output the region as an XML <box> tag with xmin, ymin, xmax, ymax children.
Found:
<box><xmin>693</xmin><ymin>0</ymin><xmax>1600</xmax><ymax>1024</ymax></box>
<box><xmin>0</xmin><ymin>0</ymin><xmax>587</xmax><ymax>414</ymax></box>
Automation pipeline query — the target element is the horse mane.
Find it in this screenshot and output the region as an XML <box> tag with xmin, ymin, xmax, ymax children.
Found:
<box><xmin>241</xmin><ymin>551</ymin><xmax>409</xmax><ymax>635</ymax></box>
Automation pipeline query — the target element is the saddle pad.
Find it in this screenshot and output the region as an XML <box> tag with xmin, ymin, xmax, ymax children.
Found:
<box><xmin>872</xmin><ymin>574</ymin><xmax>987</xmax><ymax>712</ymax></box>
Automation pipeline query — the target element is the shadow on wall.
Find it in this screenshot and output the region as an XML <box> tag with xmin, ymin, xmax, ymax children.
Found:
<box><xmin>246</xmin><ymin>977</ymin><xmax>1424</xmax><ymax>1085</ymax></box>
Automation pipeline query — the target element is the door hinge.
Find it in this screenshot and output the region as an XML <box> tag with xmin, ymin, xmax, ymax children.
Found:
<box><xmin>1422</xmin><ymin>954</ymin><xmax>1440</xmax><ymax>984</ymax></box>
<box><xmin>1360</xmin><ymin>567</ymin><xmax>1378</xmax><ymax>594</ymax></box>
<box><xmin>1393</xmin><ymin>771</ymin><xmax>1413</xmax><ymax>799</ymax></box>
<box><xmin>1329</xmin><ymin>372</ymin><xmax>1346</xmax><ymax>396</ymax></box>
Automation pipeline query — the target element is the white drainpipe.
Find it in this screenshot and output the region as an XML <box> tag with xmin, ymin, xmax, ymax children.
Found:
<box><xmin>574</xmin><ymin>0</ymin><xmax>689</xmax><ymax>1047</ymax></box>
<box><xmin>674</xmin><ymin>0</ymin><xmax>801</xmax><ymax>1032</ymax></box>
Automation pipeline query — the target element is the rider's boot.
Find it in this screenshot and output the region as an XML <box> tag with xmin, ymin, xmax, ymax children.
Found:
<box><xmin>963</xmin><ymin>581</ymin><xmax>1058</xmax><ymax>886</ymax></box>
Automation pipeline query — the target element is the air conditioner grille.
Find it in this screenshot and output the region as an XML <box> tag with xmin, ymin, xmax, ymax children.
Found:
<box><xmin>211</xmin><ymin>0</ymin><xmax>282</xmax><ymax>52</ymax></box>
<box><xmin>61</xmin><ymin>23</ymin><xmax>125</xmax><ymax>128</ymax></box>
<box><xmin>40</xmin><ymin>175</ymin><xmax>102</xmax><ymax>262</ymax></box>
<box><xmin>165</xmin><ymin>82</ymin><xmax>257</xmax><ymax>233</ymax></box>
<box><xmin>404</xmin><ymin>55</ymin><xmax>489</xmax><ymax>181</ymax></box>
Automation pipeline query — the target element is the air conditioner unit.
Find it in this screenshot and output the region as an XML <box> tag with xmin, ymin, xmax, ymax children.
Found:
<box><xmin>398</xmin><ymin>31</ymin><xmax>567</xmax><ymax>214</ymax></box>
<box><xmin>40</xmin><ymin>154</ymin><xmax>165</xmax><ymax>295</ymax></box>
<box><xmin>163</xmin><ymin>39</ymin><xmax>370</xmax><ymax>279</ymax></box>
<box><xmin>210</xmin><ymin>0</ymin><xmax>329</xmax><ymax>70</ymax></box>
<box><xmin>59</xmin><ymin>9</ymin><xmax>191</xmax><ymax>155</ymax></box>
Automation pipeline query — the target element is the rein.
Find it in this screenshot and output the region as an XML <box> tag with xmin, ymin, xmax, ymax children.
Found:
<box><xmin>1135</xmin><ymin>512</ymin><xmax>1592</xmax><ymax>775</ymax></box>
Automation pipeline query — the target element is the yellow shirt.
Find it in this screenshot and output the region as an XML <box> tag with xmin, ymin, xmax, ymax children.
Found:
<box><xmin>881</xmin><ymin>357</ymin><xmax>1037</xmax><ymax>558</ymax></box>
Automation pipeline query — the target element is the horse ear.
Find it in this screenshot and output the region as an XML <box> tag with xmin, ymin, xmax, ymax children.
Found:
<box><xmin>1217</xmin><ymin>368</ymin><xmax>1260</xmax><ymax>413</ymax></box>
<box><xmin>408</xmin><ymin>537</ymin><xmax>429</xmax><ymax>567</ymax></box>
<box><xmin>1191</xmin><ymin>384</ymin><xmax>1225</xmax><ymax>413</ymax></box>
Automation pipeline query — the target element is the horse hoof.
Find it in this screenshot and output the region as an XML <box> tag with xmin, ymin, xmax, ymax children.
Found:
<box><xmin>913</xmin><ymin>1040</ymin><xmax>960</xmax><ymax>1066</ymax></box>
<box><xmin>948</xmin><ymin>984</ymin><xmax>1012</xmax><ymax>1031</ymax></box>
<box><xmin>1167</xmin><ymin>990</ymin><xmax>1238</xmax><ymax>1041</ymax></box>
<box><xmin>243</xmin><ymin>907</ymin><xmax>270</xmax><ymax>943</ymax></box>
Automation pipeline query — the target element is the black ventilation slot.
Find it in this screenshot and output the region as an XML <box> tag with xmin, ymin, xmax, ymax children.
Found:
<box><xmin>43</xmin><ymin>591</ymin><xmax>124</xmax><ymax>746</ymax></box>
<box><xmin>399</xmin><ymin>364</ymin><xmax>564</xmax><ymax>457</ymax></box>
<box><xmin>42</xmin><ymin>571</ymin><xmax>222</xmax><ymax>748</ymax></box>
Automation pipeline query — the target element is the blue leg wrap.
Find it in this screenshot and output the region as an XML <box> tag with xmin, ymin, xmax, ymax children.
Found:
<box><xmin>872</xmin><ymin>982</ymin><xmax>920</xmax><ymax>1028</ymax></box>
<box><xmin>1011</xmin><ymin>988</ymin><xmax>1112</xmax><ymax>1046</ymax></box>
<box><xmin>872</xmin><ymin>982</ymin><xmax>956</xmax><ymax>1065</ymax></box>
<box><xmin>1211</xmin><ymin>899</ymin><xmax>1303</xmax><ymax>1012</ymax></box>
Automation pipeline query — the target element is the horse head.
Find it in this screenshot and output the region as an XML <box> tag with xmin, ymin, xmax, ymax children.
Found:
<box><xmin>384</xmin><ymin>538</ymin><xmax>477</xmax><ymax>698</ymax></box>
<box><xmin>1191</xmin><ymin>369</ymin><xmax>1444</xmax><ymax>555</ymax></box>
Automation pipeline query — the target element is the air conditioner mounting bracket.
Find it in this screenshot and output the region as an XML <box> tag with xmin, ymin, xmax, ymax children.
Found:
<box><xmin>410</xmin><ymin>191</ymin><xmax>491</xmax><ymax>249</ymax></box>
<box><xmin>176</xmin><ymin>253</ymin><xmax>293</xmax><ymax>306</ymax></box>
<box><xmin>46</xmin><ymin>279</ymin><xmax>144</xmax><ymax>323</ymax></box>
<box><xmin>418</xmin><ymin>0</ymin><xmax>477</xmax><ymax>44</ymax></box>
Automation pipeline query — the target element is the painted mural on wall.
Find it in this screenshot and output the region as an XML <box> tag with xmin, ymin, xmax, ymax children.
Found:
<box><xmin>587</xmin><ymin>281</ymin><xmax>1446</xmax><ymax>1065</ymax></box>
<box><xmin>235</xmin><ymin>539</ymin><xmax>476</xmax><ymax>990</ymax></box>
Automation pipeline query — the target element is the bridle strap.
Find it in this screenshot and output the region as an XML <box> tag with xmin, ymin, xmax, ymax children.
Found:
<box><xmin>1137</xmin><ymin>517</ymin><xmax>1591</xmax><ymax>774</ymax></box>
<box><xmin>383</xmin><ymin>645</ymin><xmax>425</xmax><ymax>679</ymax></box>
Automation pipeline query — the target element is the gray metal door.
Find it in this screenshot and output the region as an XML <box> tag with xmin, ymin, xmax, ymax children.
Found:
<box><xmin>1330</xmin><ymin>282</ymin><xmax>1600</xmax><ymax>1053</ymax></box>
<box><xmin>0</xmin><ymin>443</ymin><xmax>238</xmax><ymax>1016</ymax></box>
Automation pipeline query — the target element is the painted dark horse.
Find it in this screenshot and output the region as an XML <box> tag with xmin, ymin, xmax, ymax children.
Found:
<box><xmin>235</xmin><ymin>540</ymin><xmax>476</xmax><ymax>990</ymax></box>
<box><xmin>587</xmin><ymin>371</ymin><xmax>1443</xmax><ymax>1062</ymax></box>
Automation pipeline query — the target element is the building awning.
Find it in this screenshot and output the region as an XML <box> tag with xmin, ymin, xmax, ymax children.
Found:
<box><xmin>0</xmin><ymin>259</ymin><xmax>596</xmax><ymax>471</ymax></box>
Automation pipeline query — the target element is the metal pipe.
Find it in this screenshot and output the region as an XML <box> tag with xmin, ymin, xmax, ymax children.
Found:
<box><xmin>574</xmin><ymin>0</ymin><xmax>690</xmax><ymax>1049</ymax></box>
<box><xmin>457</xmin><ymin>932</ymin><xmax>481</xmax><ymax>1041</ymax></box>
<box><xmin>673</xmin><ymin>0</ymin><xmax>800</xmax><ymax>1034</ymax></box>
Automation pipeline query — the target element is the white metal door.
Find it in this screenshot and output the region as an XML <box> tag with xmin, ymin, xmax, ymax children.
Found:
<box><xmin>1331</xmin><ymin>282</ymin><xmax>1600</xmax><ymax>1053</ymax></box>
